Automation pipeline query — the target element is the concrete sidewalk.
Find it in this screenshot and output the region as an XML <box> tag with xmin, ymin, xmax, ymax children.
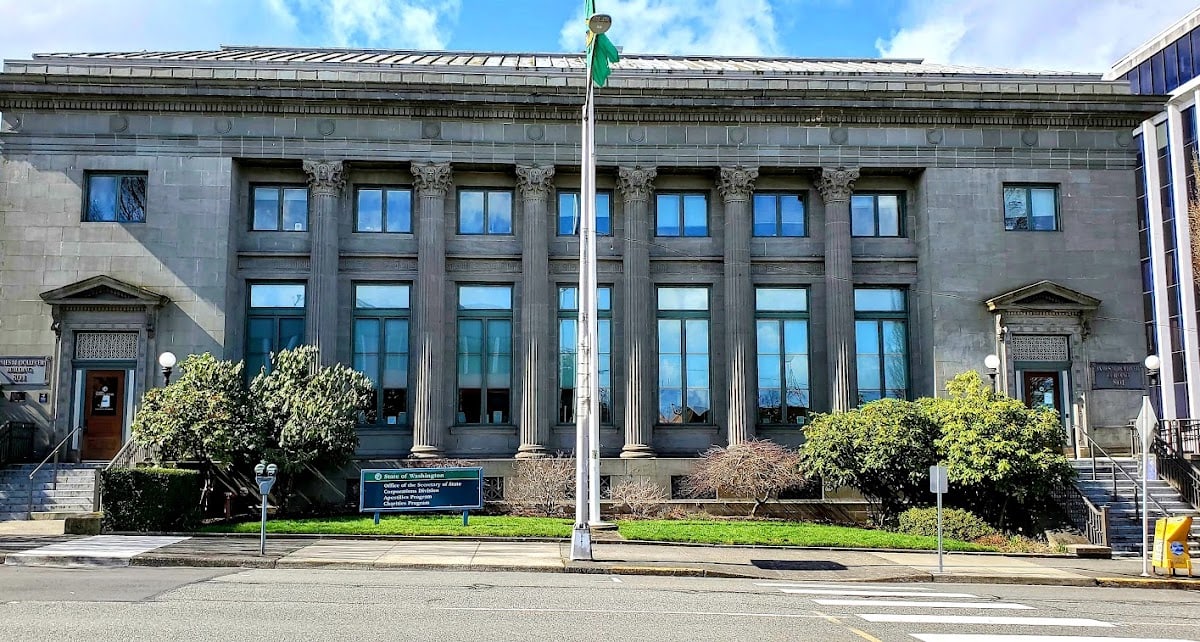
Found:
<box><xmin>3</xmin><ymin>532</ymin><xmax>1198</xmax><ymax>589</ymax></box>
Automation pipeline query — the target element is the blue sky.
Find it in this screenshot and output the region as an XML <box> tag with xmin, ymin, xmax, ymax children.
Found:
<box><xmin>0</xmin><ymin>0</ymin><xmax>1195</xmax><ymax>72</ymax></box>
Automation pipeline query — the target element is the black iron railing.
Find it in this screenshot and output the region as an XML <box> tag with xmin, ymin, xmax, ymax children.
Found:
<box><xmin>1159</xmin><ymin>419</ymin><xmax>1200</xmax><ymax>456</ymax></box>
<box><xmin>0</xmin><ymin>421</ymin><xmax>36</xmax><ymax>466</ymax></box>
<box><xmin>1153</xmin><ymin>430</ymin><xmax>1200</xmax><ymax>512</ymax></box>
<box><xmin>1051</xmin><ymin>483</ymin><xmax>1109</xmax><ymax>546</ymax></box>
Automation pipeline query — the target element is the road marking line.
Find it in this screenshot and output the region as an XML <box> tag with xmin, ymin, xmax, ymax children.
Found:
<box><xmin>812</xmin><ymin>609</ymin><xmax>885</xmax><ymax>642</ymax></box>
<box><xmin>756</xmin><ymin>582</ymin><xmax>940</xmax><ymax>591</ymax></box>
<box><xmin>812</xmin><ymin>599</ymin><xmax>1033</xmax><ymax>610</ymax></box>
<box><xmin>610</xmin><ymin>576</ymin><xmax>622</xmax><ymax>583</ymax></box>
<box><xmin>861</xmin><ymin>614</ymin><xmax>1114</xmax><ymax>627</ymax></box>
<box><xmin>780</xmin><ymin>588</ymin><xmax>978</xmax><ymax>598</ymax></box>
<box><xmin>433</xmin><ymin>607</ymin><xmax>827</xmax><ymax>619</ymax></box>
<box><xmin>911</xmin><ymin>635</ymin><xmax>1197</xmax><ymax>642</ymax></box>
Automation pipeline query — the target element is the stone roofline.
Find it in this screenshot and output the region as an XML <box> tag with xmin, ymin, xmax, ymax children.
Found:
<box><xmin>1107</xmin><ymin>6</ymin><xmax>1200</xmax><ymax>79</ymax></box>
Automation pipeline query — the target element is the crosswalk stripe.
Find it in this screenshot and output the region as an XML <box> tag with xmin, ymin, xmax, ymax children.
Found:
<box><xmin>860</xmin><ymin>614</ymin><xmax>1114</xmax><ymax>627</ymax></box>
<box><xmin>911</xmin><ymin>635</ymin><xmax>1197</xmax><ymax>642</ymax></box>
<box><xmin>812</xmin><ymin>599</ymin><xmax>1033</xmax><ymax>610</ymax></box>
<box><xmin>780</xmin><ymin>588</ymin><xmax>979</xmax><ymax>598</ymax></box>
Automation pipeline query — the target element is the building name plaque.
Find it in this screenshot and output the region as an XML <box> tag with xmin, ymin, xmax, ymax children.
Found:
<box><xmin>1091</xmin><ymin>362</ymin><xmax>1145</xmax><ymax>390</ymax></box>
<box><xmin>0</xmin><ymin>357</ymin><xmax>50</xmax><ymax>385</ymax></box>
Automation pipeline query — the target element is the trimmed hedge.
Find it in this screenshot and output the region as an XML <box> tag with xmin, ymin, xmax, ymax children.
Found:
<box><xmin>100</xmin><ymin>467</ymin><xmax>202</xmax><ymax>532</ymax></box>
<box><xmin>896</xmin><ymin>507</ymin><xmax>997</xmax><ymax>542</ymax></box>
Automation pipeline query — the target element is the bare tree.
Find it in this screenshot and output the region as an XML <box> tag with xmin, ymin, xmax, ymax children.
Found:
<box><xmin>610</xmin><ymin>478</ymin><xmax>668</xmax><ymax>518</ymax></box>
<box><xmin>508</xmin><ymin>453</ymin><xmax>575</xmax><ymax>517</ymax></box>
<box><xmin>685</xmin><ymin>439</ymin><xmax>806</xmax><ymax>517</ymax></box>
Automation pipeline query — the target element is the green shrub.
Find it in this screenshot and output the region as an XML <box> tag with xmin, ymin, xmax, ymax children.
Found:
<box><xmin>896</xmin><ymin>507</ymin><xmax>996</xmax><ymax>541</ymax></box>
<box><xmin>100</xmin><ymin>467</ymin><xmax>202</xmax><ymax>532</ymax></box>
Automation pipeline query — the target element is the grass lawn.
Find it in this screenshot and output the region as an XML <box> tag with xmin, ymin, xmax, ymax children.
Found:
<box><xmin>204</xmin><ymin>515</ymin><xmax>994</xmax><ymax>551</ymax></box>
<box><xmin>203</xmin><ymin>514</ymin><xmax>574</xmax><ymax>538</ymax></box>
<box><xmin>616</xmin><ymin>520</ymin><xmax>995</xmax><ymax>552</ymax></box>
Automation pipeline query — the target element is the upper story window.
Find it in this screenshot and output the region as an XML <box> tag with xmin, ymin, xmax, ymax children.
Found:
<box><xmin>753</xmin><ymin>193</ymin><xmax>806</xmax><ymax>237</ymax></box>
<box><xmin>851</xmin><ymin>193</ymin><xmax>903</xmax><ymax>237</ymax></box>
<box><xmin>558</xmin><ymin>191</ymin><xmax>612</xmax><ymax>236</ymax></box>
<box><xmin>85</xmin><ymin>172</ymin><xmax>147</xmax><ymax>223</ymax></box>
<box><xmin>1003</xmin><ymin>185</ymin><xmax>1059</xmax><ymax>231</ymax></box>
<box><xmin>656</xmin><ymin>193</ymin><xmax>708</xmax><ymax>237</ymax></box>
<box><xmin>459</xmin><ymin>189</ymin><xmax>513</xmax><ymax>235</ymax></box>
<box><xmin>246</xmin><ymin>283</ymin><xmax>306</xmax><ymax>378</ymax></box>
<box><xmin>356</xmin><ymin>187</ymin><xmax>412</xmax><ymax>233</ymax></box>
<box><xmin>252</xmin><ymin>185</ymin><xmax>308</xmax><ymax>231</ymax></box>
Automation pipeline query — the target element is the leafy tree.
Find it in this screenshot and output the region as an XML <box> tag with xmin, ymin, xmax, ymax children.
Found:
<box><xmin>921</xmin><ymin>371</ymin><xmax>1074</xmax><ymax>533</ymax></box>
<box><xmin>801</xmin><ymin>399</ymin><xmax>939</xmax><ymax>524</ymax></box>
<box><xmin>131</xmin><ymin>353</ymin><xmax>257</xmax><ymax>465</ymax></box>
<box><xmin>687</xmin><ymin>439</ymin><xmax>807</xmax><ymax>517</ymax></box>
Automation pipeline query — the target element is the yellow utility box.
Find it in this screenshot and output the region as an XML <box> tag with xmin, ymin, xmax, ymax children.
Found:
<box><xmin>1151</xmin><ymin>516</ymin><xmax>1193</xmax><ymax>576</ymax></box>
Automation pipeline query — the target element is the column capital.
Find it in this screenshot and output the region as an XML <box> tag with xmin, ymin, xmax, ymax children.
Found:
<box><xmin>515</xmin><ymin>164</ymin><xmax>556</xmax><ymax>198</ymax></box>
<box><xmin>411</xmin><ymin>161</ymin><xmax>454</xmax><ymax>197</ymax></box>
<box><xmin>816</xmin><ymin>167</ymin><xmax>861</xmax><ymax>204</ymax></box>
<box><xmin>717</xmin><ymin>166</ymin><xmax>759</xmax><ymax>202</ymax></box>
<box><xmin>617</xmin><ymin>165</ymin><xmax>657</xmax><ymax>202</ymax></box>
<box><xmin>302</xmin><ymin>160</ymin><xmax>346</xmax><ymax>197</ymax></box>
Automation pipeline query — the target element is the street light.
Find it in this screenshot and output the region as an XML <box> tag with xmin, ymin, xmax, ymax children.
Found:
<box><xmin>1144</xmin><ymin>354</ymin><xmax>1161</xmax><ymax>390</ymax></box>
<box><xmin>254</xmin><ymin>461</ymin><xmax>278</xmax><ymax>556</ymax></box>
<box><xmin>1139</xmin><ymin>354</ymin><xmax>1160</xmax><ymax>577</ymax></box>
<box><xmin>984</xmin><ymin>353</ymin><xmax>1000</xmax><ymax>394</ymax></box>
<box><xmin>158</xmin><ymin>351</ymin><xmax>177</xmax><ymax>385</ymax></box>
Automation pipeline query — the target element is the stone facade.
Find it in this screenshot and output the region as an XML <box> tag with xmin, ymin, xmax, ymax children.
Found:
<box><xmin>0</xmin><ymin>47</ymin><xmax>1162</xmax><ymax>468</ymax></box>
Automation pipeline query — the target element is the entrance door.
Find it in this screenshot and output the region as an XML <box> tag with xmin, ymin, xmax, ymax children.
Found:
<box><xmin>1022</xmin><ymin>371</ymin><xmax>1063</xmax><ymax>415</ymax></box>
<box><xmin>82</xmin><ymin>370</ymin><xmax>125</xmax><ymax>460</ymax></box>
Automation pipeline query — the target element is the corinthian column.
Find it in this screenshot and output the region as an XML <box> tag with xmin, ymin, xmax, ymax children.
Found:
<box><xmin>817</xmin><ymin>167</ymin><xmax>860</xmax><ymax>412</ymax></box>
<box><xmin>302</xmin><ymin>160</ymin><xmax>345</xmax><ymax>367</ymax></box>
<box><xmin>515</xmin><ymin>164</ymin><xmax>556</xmax><ymax>459</ymax></box>
<box><xmin>719</xmin><ymin>166</ymin><xmax>759</xmax><ymax>444</ymax></box>
<box><xmin>409</xmin><ymin>161</ymin><xmax>453</xmax><ymax>458</ymax></box>
<box><xmin>618</xmin><ymin>166</ymin><xmax>657</xmax><ymax>458</ymax></box>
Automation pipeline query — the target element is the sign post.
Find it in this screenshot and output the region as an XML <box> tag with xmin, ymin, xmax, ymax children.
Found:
<box><xmin>930</xmin><ymin>464</ymin><xmax>948</xmax><ymax>574</ymax></box>
<box><xmin>359</xmin><ymin>467</ymin><xmax>484</xmax><ymax>522</ymax></box>
<box><xmin>1135</xmin><ymin>397</ymin><xmax>1158</xmax><ymax>577</ymax></box>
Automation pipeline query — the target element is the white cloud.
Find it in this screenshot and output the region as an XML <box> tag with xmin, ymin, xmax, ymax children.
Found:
<box><xmin>282</xmin><ymin>0</ymin><xmax>461</xmax><ymax>50</ymax></box>
<box><xmin>558</xmin><ymin>0</ymin><xmax>782</xmax><ymax>56</ymax></box>
<box><xmin>877</xmin><ymin>0</ymin><xmax>1200</xmax><ymax>72</ymax></box>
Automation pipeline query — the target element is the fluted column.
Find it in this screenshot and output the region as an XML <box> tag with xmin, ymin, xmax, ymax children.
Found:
<box><xmin>302</xmin><ymin>160</ymin><xmax>345</xmax><ymax>367</ymax></box>
<box><xmin>817</xmin><ymin>167</ymin><xmax>860</xmax><ymax>412</ymax></box>
<box><xmin>409</xmin><ymin>161</ymin><xmax>453</xmax><ymax>459</ymax></box>
<box><xmin>618</xmin><ymin>166</ymin><xmax>658</xmax><ymax>458</ymax></box>
<box><xmin>719</xmin><ymin>166</ymin><xmax>759</xmax><ymax>444</ymax></box>
<box><xmin>515</xmin><ymin>164</ymin><xmax>556</xmax><ymax>459</ymax></box>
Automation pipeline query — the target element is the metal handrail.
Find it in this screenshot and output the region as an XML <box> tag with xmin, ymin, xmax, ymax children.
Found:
<box><xmin>1051</xmin><ymin>482</ymin><xmax>1109</xmax><ymax>546</ymax></box>
<box><xmin>1082</xmin><ymin>430</ymin><xmax>1170</xmax><ymax>518</ymax></box>
<box><xmin>26</xmin><ymin>426</ymin><xmax>83</xmax><ymax>518</ymax></box>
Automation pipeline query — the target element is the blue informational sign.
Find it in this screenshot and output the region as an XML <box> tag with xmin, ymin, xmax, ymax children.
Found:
<box><xmin>359</xmin><ymin>467</ymin><xmax>484</xmax><ymax>513</ymax></box>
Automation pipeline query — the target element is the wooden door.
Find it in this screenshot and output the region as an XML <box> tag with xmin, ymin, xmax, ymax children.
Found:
<box><xmin>1022</xmin><ymin>371</ymin><xmax>1063</xmax><ymax>414</ymax></box>
<box><xmin>82</xmin><ymin>370</ymin><xmax>125</xmax><ymax>460</ymax></box>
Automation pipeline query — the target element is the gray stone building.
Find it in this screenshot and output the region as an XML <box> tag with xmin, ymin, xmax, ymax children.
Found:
<box><xmin>0</xmin><ymin>47</ymin><xmax>1162</xmax><ymax>486</ymax></box>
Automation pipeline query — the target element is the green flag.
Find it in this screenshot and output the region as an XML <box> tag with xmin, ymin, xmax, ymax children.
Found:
<box><xmin>585</xmin><ymin>0</ymin><xmax>619</xmax><ymax>87</ymax></box>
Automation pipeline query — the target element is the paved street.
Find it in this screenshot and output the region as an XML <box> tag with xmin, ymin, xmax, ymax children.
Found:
<box><xmin>0</xmin><ymin>566</ymin><xmax>1197</xmax><ymax>641</ymax></box>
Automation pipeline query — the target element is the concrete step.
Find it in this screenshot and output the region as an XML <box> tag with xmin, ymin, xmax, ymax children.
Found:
<box><xmin>0</xmin><ymin>482</ymin><xmax>97</xmax><ymax>492</ymax></box>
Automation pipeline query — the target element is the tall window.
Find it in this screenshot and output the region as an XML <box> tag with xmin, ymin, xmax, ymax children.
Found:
<box><xmin>854</xmin><ymin>288</ymin><xmax>909</xmax><ymax>403</ymax></box>
<box><xmin>558</xmin><ymin>286</ymin><xmax>613</xmax><ymax>424</ymax></box>
<box><xmin>84</xmin><ymin>172</ymin><xmax>147</xmax><ymax>223</ymax></box>
<box><xmin>353</xmin><ymin>284</ymin><xmax>410</xmax><ymax>426</ymax></box>
<box><xmin>851</xmin><ymin>193</ymin><xmax>902</xmax><ymax>237</ymax></box>
<box><xmin>356</xmin><ymin>187</ymin><xmax>412</xmax><ymax>233</ymax></box>
<box><xmin>656</xmin><ymin>193</ymin><xmax>708</xmax><ymax>237</ymax></box>
<box><xmin>1003</xmin><ymin>185</ymin><xmax>1059</xmax><ymax>231</ymax></box>
<box><xmin>252</xmin><ymin>185</ymin><xmax>308</xmax><ymax>231</ymax></box>
<box><xmin>459</xmin><ymin>189</ymin><xmax>514</xmax><ymax>235</ymax></box>
<box><xmin>558</xmin><ymin>191</ymin><xmax>612</xmax><ymax>236</ymax></box>
<box><xmin>753</xmin><ymin>193</ymin><xmax>806</xmax><ymax>237</ymax></box>
<box><xmin>245</xmin><ymin>283</ymin><xmax>306</xmax><ymax>377</ymax></box>
<box><xmin>657</xmin><ymin>287</ymin><xmax>710</xmax><ymax>424</ymax></box>
<box><xmin>456</xmin><ymin>285</ymin><xmax>513</xmax><ymax>424</ymax></box>
<box><xmin>755</xmin><ymin>288</ymin><xmax>810</xmax><ymax>424</ymax></box>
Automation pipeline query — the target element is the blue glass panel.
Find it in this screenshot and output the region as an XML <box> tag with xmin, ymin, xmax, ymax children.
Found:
<box><xmin>355</xmin><ymin>284</ymin><xmax>410</xmax><ymax>309</ymax></box>
<box><xmin>1030</xmin><ymin>188</ymin><xmax>1057</xmax><ymax>231</ymax></box>
<box><xmin>686</xmin><ymin>355</ymin><xmax>710</xmax><ymax>389</ymax></box>
<box><xmin>279</xmin><ymin>318</ymin><xmax>305</xmax><ymax>350</ymax></box>
<box><xmin>1139</xmin><ymin>60</ymin><xmax>1153</xmax><ymax>94</ymax></box>
<box><xmin>356</xmin><ymin>189</ymin><xmax>383</xmax><ymax>232</ymax></box>
<box><xmin>658</xmin><ymin>320</ymin><xmax>681</xmax><ymax>353</ymax></box>
<box><xmin>659</xmin><ymin>388</ymin><xmax>683</xmax><ymax>423</ymax></box>
<box><xmin>384</xmin><ymin>318</ymin><xmax>409</xmax><ymax>354</ymax></box>
<box><xmin>282</xmin><ymin>188</ymin><xmax>308</xmax><ymax>231</ymax></box>
<box><xmin>459</xmin><ymin>190</ymin><xmax>485</xmax><ymax>234</ymax></box>
<box><xmin>252</xmin><ymin>186</ymin><xmax>279</xmax><ymax>230</ymax></box>
<box><xmin>855</xmin><ymin>320</ymin><xmax>879</xmax><ymax>354</ymax></box>
<box><xmin>1193</xmin><ymin>28</ymin><xmax>1200</xmax><ymax>82</ymax></box>
<box><xmin>783</xmin><ymin>320</ymin><xmax>808</xmax><ymax>355</ymax></box>
<box><xmin>385</xmin><ymin>189</ymin><xmax>412</xmax><ymax>233</ymax></box>
<box><xmin>755</xmin><ymin>287</ymin><xmax>807</xmax><ymax>312</ymax></box>
<box><xmin>682</xmin><ymin>194</ymin><xmax>708</xmax><ymax>236</ymax></box>
<box><xmin>854</xmin><ymin>288</ymin><xmax>905</xmax><ymax>312</ymax></box>
<box><xmin>487</xmin><ymin>319</ymin><xmax>512</xmax><ymax>355</ymax></box>
<box><xmin>753</xmin><ymin>194</ymin><xmax>777</xmax><ymax>236</ymax></box>
<box><xmin>756</xmin><ymin>320</ymin><xmax>781</xmax><ymax>355</ymax></box>
<box><xmin>116</xmin><ymin>176</ymin><xmax>146</xmax><ymax>222</ymax></box>
<box><xmin>851</xmin><ymin>194</ymin><xmax>875</xmax><ymax>236</ymax></box>
<box><xmin>882</xmin><ymin>320</ymin><xmax>907</xmax><ymax>354</ymax></box>
<box><xmin>1126</xmin><ymin>67</ymin><xmax>1140</xmax><ymax>94</ymax></box>
<box><xmin>657</xmin><ymin>287</ymin><xmax>708</xmax><ymax>311</ymax></box>
<box><xmin>598</xmin><ymin>319</ymin><xmax>612</xmax><ymax>352</ymax></box>
<box><xmin>250</xmin><ymin>283</ymin><xmax>306</xmax><ymax>308</ymax></box>
<box><xmin>598</xmin><ymin>287</ymin><xmax>612</xmax><ymax>311</ymax></box>
<box><xmin>857</xmin><ymin>355</ymin><xmax>881</xmax><ymax>390</ymax></box>
<box><xmin>659</xmin><ymin>355</ymin><xmax>682</xmax><ymax>387</ymax></box>
<box><xmin>458</xmin><ymin>285</ymin><xmax>512</xmax><ymax>310</ymax></box>
<box><xmin>558</xmin><ymin>287</ymin><xmax>578</xmax><ymax>310</ymax></box>
<box><xmin>779</xmin><ymin>195</ymin><xmax>805</xmax><ymax>236</ymax></box>
<box><xmin>1151</xmin><ymin>51</ymin><xmax>1166</xmax><ymax>94</ymax></box>
<box><xmin>656</xmin><ymin>194</ymin><xmax>680</xmax><ymax>236</ymax></box>
<box><xmin>784</xmin><ymin>354</ymin><xmax>809</xmax><ymax>389</ymax></box>
<box><xmin>1179</xmin><ymin>36</ymin><xmax>1194</xmax><ymax>85</ymax></box>
<box><xmin>597</xmin><ymin>192</ymin><xmax>612</xmax><ymax>236</ymax></box>
<box><xmin>757</xmin><ymin>355</ymin><xmax>781</xmax><ymax>388</ymax></box>
<box><xmin>877</xmin><ymin>195</ymin><xmax>901</xmax><ymax>236</ymax></box>
<box><xmin>353</xmin><ymin>318</ymin><xmax>381</xmax><ymax>354</ymax></box>
<box><xmin>87</xmin><ymin>176</ymin><xmax>118</xmax><ymax>222</ymax></box>
<box><xmin>487</xmin><ymin>191</ymin><xmax>513</xmax><ymax>234</ymax></box>
<box><xmin>1166</xmin><ymin>42</ymin><xmax>1180</xmax><ymax>90</ymax></box>
<box><xmin>558</xmin><ymin>192</ymin><xmax>578</xmax><ymax>235</ymax></box>
<box><xmin>686</xmin><ymin>389</ymin><xmax>711</xmax><ymax>420</ymax></box>
<box><xmin>684</xmin><ymin>319</ymin><xmax>709</xmax><ymax>355</ymax></box>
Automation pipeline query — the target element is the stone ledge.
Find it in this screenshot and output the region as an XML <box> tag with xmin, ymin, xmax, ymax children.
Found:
<box><xmin>1066</xmin><ymin>543</ymin><xmax>1113</xmax><ymax>559</ymax></box>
